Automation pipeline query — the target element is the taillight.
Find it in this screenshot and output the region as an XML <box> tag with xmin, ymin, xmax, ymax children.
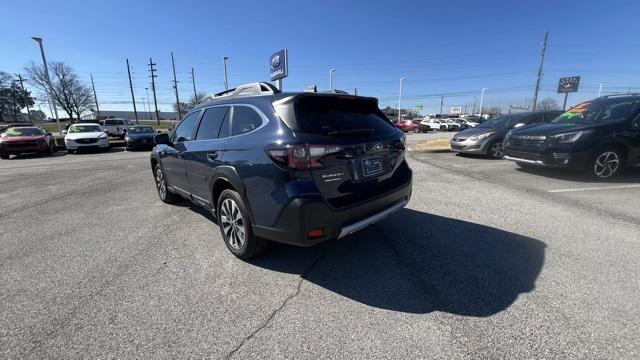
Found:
<box><xmin>267</xmin><ymin>144</ymin><xmax>343</xmax><ymax>169</ymax></box>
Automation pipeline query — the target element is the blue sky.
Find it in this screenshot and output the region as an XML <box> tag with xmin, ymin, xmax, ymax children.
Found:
<box><xmin>2</xmin><ymin>0</ymin><xmax>640</xmax><ymax>116</ymax></box>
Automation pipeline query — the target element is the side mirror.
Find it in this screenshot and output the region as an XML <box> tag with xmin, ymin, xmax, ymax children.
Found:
<box><xmin>157</xmin><ymin>130</ymin><xmax>162</xmax><ymax>133</ymax></box>
<box><xmin>61</xmin><ymin>130</ymin><xmax>67</xmax><ymax>135</ymax></box>
<box><xmin>154</xmin><ymin>133</ymin><xmax>171</xmax><ymax>146</ymax></box>
<box><xmin>46</xmin><ymin>132</ymin><xmax>53</xmax><ymax>136</ymax></box>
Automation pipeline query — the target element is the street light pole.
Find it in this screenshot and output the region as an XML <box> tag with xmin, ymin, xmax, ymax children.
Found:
<box><xmin>598</xmin><ymin>81</ymin><xmax>604</xmax><ymax>97</ymax></box>
<box><xmin>31</xmin><ymin>37</ymin><xmax>62</xmax><ymax>135</ymax></box>
<box><xmin>223</xmin><ymin>56</ymin><xmax>229</xmax><ymax>90</ymax></box>
<box><xmin>398</xmin><ymin>76</ymin><xmax>406</xmax><ymax>122</ymax></box>
<box><xmin>145</xmin><ymin>88</ymin><xmax>151</xmax><ymax>121</ymax></box>
<box><xmin>329</xmin><ymin>68</ymin><xmax>336</xmax><ymax>91</ymax></box>
<box><xmin>479</xmin><ymin>88</ymin><xmax>487</xmax><ymax>119</ymax></box>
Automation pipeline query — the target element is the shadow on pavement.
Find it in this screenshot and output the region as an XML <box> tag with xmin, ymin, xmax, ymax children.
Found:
<box><xmin>515</xmin><ymin>164</ymin><xmax>640</xmax><ymax>184</ymax></box>
<box><xmin>249</xmin><ymin>208</ymin><xmax>546</xmax><ymax>317</ymax></box>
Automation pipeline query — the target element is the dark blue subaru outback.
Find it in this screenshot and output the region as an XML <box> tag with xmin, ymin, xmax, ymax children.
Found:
<box><xmin>151</xmin><ymin>83</ymin><xmax>412</xmax><ymax>258</ymax></box>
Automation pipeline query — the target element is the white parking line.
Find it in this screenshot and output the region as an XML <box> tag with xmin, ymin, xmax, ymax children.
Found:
<box><xmin>452</xmin><ymin>162</ymin><xmax>513</xmax><ymax>167</ymax></box>
<box><xmin>548</xmin><ymin>184</ymin><xmax>640</xmax><ymax>193</ymax></box>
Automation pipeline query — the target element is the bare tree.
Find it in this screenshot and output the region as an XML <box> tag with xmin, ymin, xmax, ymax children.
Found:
<box><xmin>26</xmin><ymin>61</ymin><xmax>93</xmax><ymax>120</ymax></box>
<box><xmin>0</xmin><ymin>71</ymin><xmax>35</xmax><ymax>123</ymax></box>
<box><xmin>537</xmin><ymin>97</ymin><xmax>560</xmax><ymax>111</ymax></box>
<box><xmin>174</xmin><ymin>92</ymin><xmax>209</xmax><ymax>114</ymax></box>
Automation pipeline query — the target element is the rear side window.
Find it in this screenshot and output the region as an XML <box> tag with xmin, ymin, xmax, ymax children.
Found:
<box><xmin>276</xmin><ymin>96</ymin><xmax>396</xmax><ymax>136</ymax></box>
<box><xmin>196</xmin><ymin>106</ymin><xmax>228</xmax><ymax>140</ymax></box>
<box><xmin>171</xmin><ymin>110</ymin><xmax>200</xmax><ymax>142</ymax></box>
<box><xmin>231</xmin><ymin>106</ymin><xmax>263</xmax><ymax>136</ymax></box>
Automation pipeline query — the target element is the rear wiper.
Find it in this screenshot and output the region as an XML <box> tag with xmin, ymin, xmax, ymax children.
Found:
<box><xmin>327</xmin><ymin>128</ymin><xmax>374</xmax><ymax>137</ymax></box>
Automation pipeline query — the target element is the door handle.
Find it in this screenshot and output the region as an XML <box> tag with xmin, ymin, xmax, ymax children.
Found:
<box><xmin>207</xmin><ymin>152</ymin><xmax>219</xmax><ymax>161</ymax></box>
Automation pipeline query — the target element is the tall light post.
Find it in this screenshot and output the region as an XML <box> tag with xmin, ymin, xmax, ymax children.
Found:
<box><xmin>31</xmin><ymin>36</ymin><xmax>62</xmax><ymax>135</ymax></box>
<box><xmin>223</xmin><ymin>56</ymin><xmax>229</xmax><ymax>90</ymax></box>
<box><xmin>329</xmin><ymin>68</ymin><xmax>336</xmax><ymax>91</ymax></box>
<box><xmin>145</xmin><ymin>88</ymin><xmax>151</xmax><ymax>120</ymax></box>
<box><xmin>598</xmin><ymin>81</ymin><xmax>604</xmax><ymax>97</ymax></box>
<box><xmin>398</xmin><ymin>76</ymin><xmax>406</xmax><ymax>121</ymax></box>
<box><xmin>479</xmin><ymin>88</ymin><xmax>487</xmax><ymax>118</ymax></box>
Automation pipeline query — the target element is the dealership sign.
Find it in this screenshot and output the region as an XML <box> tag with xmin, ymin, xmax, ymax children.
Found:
<box><xmin>450</xmin><ymin>106</ymin><xmax>462</xmax><ymax>116</ymax></box>
<box><xmin>557</xmin><ymin>76</ymin><xmax>580</xmax><ymax>93</ymax></box>
<box><xmin>415</xmin><ymin>105</ymin><xmax>423</xmax><ymax>110</ymax></box>
<box><xmin>270</xmin><ymin>49</ymin><xmax>288</xmax><ymax>81</ymax></box>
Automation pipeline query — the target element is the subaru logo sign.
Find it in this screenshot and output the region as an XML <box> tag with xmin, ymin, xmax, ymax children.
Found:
<box><xmin>373</xmin><ymin>143</ymin><xmax>384</xmax><ymax>152</ymax></box>
<box><xmin>270</xmin><ymin>49</ymin><xmax>288</xmax><ymax>81</ymax></box>
<box><xmin>271</xmin><ymin>55</ymin><xmax>280</xmax><ymax>69</ymax></box>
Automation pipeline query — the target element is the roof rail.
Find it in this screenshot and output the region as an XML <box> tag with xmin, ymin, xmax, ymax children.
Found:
<box><xmin>323</xmin><ymin>89</ymin><xmax>350</xmax><ymax>95</ymax></box>
<box><xmin>596</xmin><ymin>93</ymin><xmax>640</xmax><ymax>99</ymax></box>
<box><xmin>197</xmin><ymin>82</ymin><xmax>281</xmax><ymax>104</ymax></box>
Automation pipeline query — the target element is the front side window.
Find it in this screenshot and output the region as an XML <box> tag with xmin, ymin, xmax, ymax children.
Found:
<box><xmin>171</xmin><ymin>111</ymin><xmax>201</xmax><ymax>142</ymax></box>
<box><xmin>231</xmin><ymin>106</ymin><xmax>263</xmax><ymax>136</ymax></box>
<box><xmin>196</xmin><ymin>106</ymin><xmax>228</xmax><ymax>140</ymax></box>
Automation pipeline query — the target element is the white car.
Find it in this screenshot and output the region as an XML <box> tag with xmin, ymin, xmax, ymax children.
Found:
<box><xmin>100</xmin><ymin>118</ymin><xmax>135</xmax><ymax>138</ymax></box>
<box><xmin>420</xmin><ymin>119</ymin><xmax>447</xmax><ymax>131</ymax></box>
<box><xmin>439</xmin><ymin>118</ymin><xmax>461</xmax><ymax>131</ymax></box>
<box><xmin>63</xmin><ymin>124</ymin><xmax>110</xmax><ymax>153</ymax></box>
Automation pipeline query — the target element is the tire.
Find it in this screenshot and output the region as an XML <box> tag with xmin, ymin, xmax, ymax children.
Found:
<box><xmin>440</xmin><ymin>125</ymin><xmax>447</xmax><ymax>131</ymax></box>
<box><xmin>487</xmin><ymin>140</ymin><xmax>504</xmax><ymax>159</ymax></box>
<box><xmin>154</xmin><ymin>164</ymin><xmax>179</xmax><ymax>203</ymax></box>
<box><xmin>0</xmin><ymin>154</ymin><xmax>9</xmax><ymax>160</ymax></box>
<box><xmin>217</xmin><ymin>189</ymin><xmax>269</xmax><ymax>259</ymax></box>
<box><xmin>588</xmin><ymin>147</ymin><xmax>624</xmax><ymax>179</ymax></box>
<box><xmin>47</xmin><ymin>145</ymin><xmax>54</xmax><ymax>156</ymax></box>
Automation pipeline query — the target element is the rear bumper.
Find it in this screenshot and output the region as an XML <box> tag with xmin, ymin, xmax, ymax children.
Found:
<box><xmin>253</xmin><ymin>172</ymin><xmax>413</xmax><ymax>247</ymax></box>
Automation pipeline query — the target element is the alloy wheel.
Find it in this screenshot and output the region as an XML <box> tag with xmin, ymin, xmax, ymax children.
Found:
<box><xmin>594</xmin><ymin>151</ymin><xmax>620</xmax><ymax>178</ymax></box>
<box><xmin>220</xmin><ymin>198</ymin><xmax>245</xmax><ymax>250</ymax></box>
<box><xmin>491</xmin><ymin>141</ymin><xmax>504</xmax><ymax>158</ymax></box>
<box><xmin>155</xmin><ymin>167</ymin><xmax>167</xmax><ymax>200</ymax></box>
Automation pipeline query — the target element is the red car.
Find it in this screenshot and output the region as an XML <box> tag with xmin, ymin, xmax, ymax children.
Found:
<box><xmin>394</xmin><ymin>119</ymin><xmax>419</xmax><ymax>132</ymax></box>
<box><xmin>0</xmin><ymin>126</ymin><xmax>55</xmax><ymax>159</ymax></box>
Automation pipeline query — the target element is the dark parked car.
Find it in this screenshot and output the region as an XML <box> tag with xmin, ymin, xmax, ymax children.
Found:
<box><xmin>504</xmin><ymin>95</ymin><xmax>640</xmax><ymax>178</ymax></box>
<box><xmin>0</xmin><ymin>126</ymin><xmax>55</xmax><ymax>159</ymax></box>
<box><xmin>150</xmin><ymin>82</ymin><xmax>413</xmax><ymax>258</ymax></box>
<box><xmin>450</xmin><ymin>110</ymin><xmax>563</xmax><ymax>158</ymax></box>
<box><xmin>125</xmin><ymin>125</ymin><xmax>158</xmax><ymax>150</ymax></box>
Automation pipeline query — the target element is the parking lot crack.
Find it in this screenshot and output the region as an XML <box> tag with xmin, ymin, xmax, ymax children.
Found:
<box><xmin>224</xmin><ymin>242</ymin><xmax>334</xmax><ymax>359</ymax></box>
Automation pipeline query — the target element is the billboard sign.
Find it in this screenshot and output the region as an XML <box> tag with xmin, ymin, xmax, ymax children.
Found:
<box><xmin>270</xmin><ymin>49</ymin><xmax>288</xmax><ymax>81</ymax></box>
<box><xmin>450</xmin><ymin>106</ymin><xmax>462</xmax><ymax>116</ymax></box>
<box><xmin>415</xmin><ymin>105</ymin><xmax>423</xmax><ymax>110</ymax></box>
<box><xmin>557</xmin><ymin>76</ymin><xmax>580</xmax><ymax>93</ymax></box>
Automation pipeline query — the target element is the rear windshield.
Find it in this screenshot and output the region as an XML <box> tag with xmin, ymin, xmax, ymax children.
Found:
<box><xmin>275</xmin><ymin>95</ymin><xmax>397</xmax><ymax>137</ymax></box>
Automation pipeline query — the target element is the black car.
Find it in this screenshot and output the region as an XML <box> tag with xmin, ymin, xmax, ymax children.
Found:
<box><xmin>125</xmin><ymin>125</ymin><xmax>158</xmax><ymax>150</ymax></box>
<box><xmin>150</xmin><ymin>82</ymin><xmax>412</xmax><ymax>258</ymax></box>
<box><xmin>504</xmin><ymin>94</ymin><xmax>640</xmax><ymax>178</ymax></box>
<box><xmin>450</xmin><ymin>110</ymin><xmax>563</xmax><ymax>158</ymax></box>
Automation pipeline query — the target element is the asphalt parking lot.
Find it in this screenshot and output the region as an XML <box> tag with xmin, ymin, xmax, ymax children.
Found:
<box><xmin>1</xmin><ymin>148</ymin><xmax>639</xmax><ymax>359</ymax></box>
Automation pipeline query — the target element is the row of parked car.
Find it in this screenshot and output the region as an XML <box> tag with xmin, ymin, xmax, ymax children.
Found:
<box><xmin>450</xmin><ymin>94</ymin><xmax>640</xmax><ymax>179</ymax></box>
<box><xmin>0</xmin><ymin>123</ymin><xmax>160</xmax><ymax>159</ymax></box>
<box><xmin>392</xmin><ymin>117</ymin><xmax>479</xmax><ymax>133</ymax></box>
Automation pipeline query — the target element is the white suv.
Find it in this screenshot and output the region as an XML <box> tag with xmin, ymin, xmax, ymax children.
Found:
<box><xmin>420</xmin><ymin>119</ymin><xmax>446</xmax><ymax>131</ymax></box>
<box><xmin>100</xmin><ymin>118</ymin><xmax>135</xmax><ymax>138</ymax></box>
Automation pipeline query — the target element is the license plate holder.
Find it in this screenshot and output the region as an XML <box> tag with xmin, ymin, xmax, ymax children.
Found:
<box><xmin>361</xmin><ymin>156</ymin><xmax>383</xmax><ymax>177</ymax></box>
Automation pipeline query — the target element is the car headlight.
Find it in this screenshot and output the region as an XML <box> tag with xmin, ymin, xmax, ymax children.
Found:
<box><xmin>469</xmin><ymin>132</ymin><xmax>495</xmax><ymax>141</ymax></box>
<box><xmin>552</xmin><ymin>131</ymin><xmax>584</xmax><ymax>143</ymax></box>
<box><xmin>98</xmin><ymin>133</ymin><xmax>108</xmax><ymax>139</ymax></box>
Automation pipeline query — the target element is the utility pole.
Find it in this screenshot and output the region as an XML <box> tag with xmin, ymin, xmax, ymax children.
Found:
<box><xmin>398</xmin><ymin>76</ymin><xmax>406</xmax><ymax>121</ymax></box>
<box><xmin>191</xmin><ymin>67</ymin><xmax>198</xmax><ymax>101</ymax></box>
<box><xmin>223</xmin><ymin>56</ymin><xmax>229</xmax><ymax>90</ymax></box>
<box><xmin>598</xmin><ymin>81</ymin><xmax>604</xmax><ymax>97</ymax></box>
<box><xmin>171</xmin><ymin>52</ymin><xmax>182</xmax><ymax>119</ymax></box>
<box><xmin>354</xmin><ymin>88</ymin><xmax>358</xmax><ymax>96</ymax></box>
<box><xmin>472</xmin><ymin>96</ymin><xmax>476</xmax><ymax>115</ymax></box>
<box><xmin>126</xmin><ymin>59</ymin><xmax>139</xmax><ymax>124</ymax></box>
<box><xmin>90</xmin><ymin>73</ymin><xmax>101</xmax><ymax>120</ymax></box>
<box><xmin>440</xmin><ymin>95</ymin><xmax>444</xmax><ymax>115</ymax></box>
<box><xmin>148</xmin><ymin>57</ymin><xmax>160</xmax><ymax>125</ymax></box>
<box><xmin>531</xmin><ymin>30</ymin><xmax>548</xmax><ymax>112</ymax></box>
<box><xmin>479</xmin><ymin>88</ymin><xmax>487</xmax><ymax>118</ymax></box>
<box><xmin>15</xmin><ymin>74</ymin><xmax>32</xmax><ymax>122</ymax></box>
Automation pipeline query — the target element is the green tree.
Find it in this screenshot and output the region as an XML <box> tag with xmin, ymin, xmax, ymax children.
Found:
<box><xmin>0</xmin><ymin>72</ymin><xmax>35</xmax><ymax>123</ymax></box>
